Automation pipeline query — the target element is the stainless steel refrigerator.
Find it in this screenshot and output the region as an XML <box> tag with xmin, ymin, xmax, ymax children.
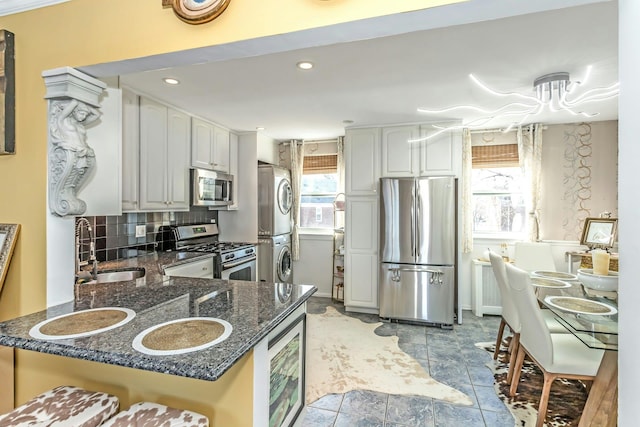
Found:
<box><xmin>379</xmin><ymin>176</ymin><xmax>457</xmax><ymax>326</ymax></box>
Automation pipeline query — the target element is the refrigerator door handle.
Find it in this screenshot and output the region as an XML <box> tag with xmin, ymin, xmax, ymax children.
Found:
<box><xmin>410</xmin><ymin>185</ymin><xmax>416</xmax><ymax>257</ymax></box>
<box><xmin>416</xmin><ymin>190</ymin><xmax>422</xmax><ymax>258</ymax></box>
<box><xmin>387</xmin><ymin>266</ymin><xmax>443</xmax><ymax>275</ymax></box>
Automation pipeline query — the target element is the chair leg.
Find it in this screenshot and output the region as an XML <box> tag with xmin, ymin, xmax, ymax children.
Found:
<box><xmin>494</xmin><ymin>317</ymin><xmax>506</xmax><ymax>360</ymax></box>
<box><xmin>509</xmin><ymin>346</ymin><xmax>526</xmax><ymax>397</ymax></box>
<box><xmin>536</xmin><ymin>372</ymin><xmax>557</xmax><ymax>427</ymax></box>
<box><xmin>506</xmin><ymin>333</ymin><xmax>520</xmax><ymax>385</ymax></box>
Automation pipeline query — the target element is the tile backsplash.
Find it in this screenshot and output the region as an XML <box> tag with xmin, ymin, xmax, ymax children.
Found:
<box><xmin>76</xmin><ymin>208</ymin><xmax>217</xmax><ymax>263</ymax></box>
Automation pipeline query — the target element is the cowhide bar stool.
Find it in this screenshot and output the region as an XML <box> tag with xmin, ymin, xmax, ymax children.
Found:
<box><xmin>0</xmin><ymin>385</ymin><xmax>119</xmax><ymax>427</ymax></box>
<box><xmin>101</xmin><ymin>402</ymin><xmax>209</xmax><ymax>427</ymax></box>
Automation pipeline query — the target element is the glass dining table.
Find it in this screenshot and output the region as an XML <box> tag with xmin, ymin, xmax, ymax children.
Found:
<box><xmin>535</xmin><ymin>277</ymin><xmax>618</xmax><ymax>427</ymax></box>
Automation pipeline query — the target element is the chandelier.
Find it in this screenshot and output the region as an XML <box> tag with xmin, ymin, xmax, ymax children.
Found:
<box><xmin>412</xmin><ymin>66</ymin><xmax>619</xmax><ymax>142</ymax></box>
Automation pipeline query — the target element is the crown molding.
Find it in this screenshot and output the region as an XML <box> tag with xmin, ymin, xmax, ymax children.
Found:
<box><xmin>0</xmin><ymin>0</ymin><xmax>69</xmax><ymax>17</ymax></box>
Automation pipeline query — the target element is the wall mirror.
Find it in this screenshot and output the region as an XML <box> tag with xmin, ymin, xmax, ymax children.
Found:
<box><xmin>580</xmin><ymin>217</ymin><xmax>618</xmax><ymax>250</ymax></box>
<box><xmin>0</xmin><ymin>223</ymin><xmax>20</xmax><ymax>293</ymax></box>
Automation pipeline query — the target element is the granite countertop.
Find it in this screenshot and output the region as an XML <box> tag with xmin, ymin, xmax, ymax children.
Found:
<box><xmin>0</xmin><ymin>253</ymin><xmax>316</xmax><ymax>382</ymax></box>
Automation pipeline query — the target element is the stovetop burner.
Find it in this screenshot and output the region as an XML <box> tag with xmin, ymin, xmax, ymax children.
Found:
<box><xmin>159</xmin><ymin>223</ymin><xmax>256</xmax><ymax>261</ymax></box>
<box><xmin>180</xmin><ymin>241</ymin><xmax>254</xmax><ymax>254</ymax></box>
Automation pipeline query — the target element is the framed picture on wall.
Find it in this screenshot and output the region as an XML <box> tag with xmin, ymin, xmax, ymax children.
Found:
<box><xmin>0</xmin><ymin>30</ymin><xmax>15</xmax><ymax>155</ymax></box>
<box><xmin>580</xmin><ymin>217</ymin><xmax>618</xmax><ymax>250</ymax></box>
<box><xmin>0</xmin><ymin>223</ymin><xmax>20</xmax><ymax>292</ymax></box>
<box><xmin>268</xmin><ymin>314</ymin><xmax>305</xmax><ymax>427</ymax></box>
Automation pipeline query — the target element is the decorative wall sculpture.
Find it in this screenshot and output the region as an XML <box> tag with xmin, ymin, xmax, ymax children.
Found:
<box><xmin>0</xmin><ymin>30</ymin><xmax>15</xmax><ymax>155</ymax></box>
<box><xmin>162</xmin><ymin>0</ymin><xmax>231</xmax><ymax>25</ymax></box>
<box><xmin>43</xmin><ymin>67</ymin><xmax>107</xmax><ymax>217</ymax></box>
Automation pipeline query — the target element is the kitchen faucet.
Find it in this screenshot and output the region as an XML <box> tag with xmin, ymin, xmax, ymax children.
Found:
<box><xmin>75</xmin><ymin>217</ymin><xmax>97</xmax><ymax>281</ymax></box>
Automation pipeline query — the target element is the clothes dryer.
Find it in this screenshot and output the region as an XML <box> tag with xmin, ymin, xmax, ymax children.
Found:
<box><xmin>258</xmin><ymin>234</ymin><xmax>293</xmax><ymax>284</ymax></box>
<box><xmin>258</xmin><ymin>165</ymin><xmax>292</xmax><ymax>237</ymax></box>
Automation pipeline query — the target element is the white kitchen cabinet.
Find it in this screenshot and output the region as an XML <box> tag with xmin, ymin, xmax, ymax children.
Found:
<box><xmin>191</xmin><ymin>117</ymin><xmax>230</xmax><ymax>173</ymax></box>
<box><xmin>345</xmin><ymin>127</ymin><xmax>380</xmax><ymax>196</ymax></box>
<box><xmin>381</xmin><ymin>125</ymin><xmax>419</xmax><ymax>177</ymax></box>
<box><xmin>227</xmin><ymin>132</ymin><xmax>239</xmax><ymax>210</ymax></box>
<box><xmin>418</xmin><ymin>124</ymin><xmax>462</xmax><ymax>176</ymax></box>
<box><xmin>139</xmin><ymin>97</ymin><xmax>190</xmax><ymax>211</ymax></box>
<box><xmin>344</xmin><ymin>196</ymin><xmax>379</xmax><ymax>311</ymax></box>
<box><xmin>121</xmin><ymin>89</ymin><xmax>139</xmax><ymax>212</ymax></box>
<box><xmin>379</xmin><ymin>123</ymin><xmax>461</xmax><ymax>178</ymax></box>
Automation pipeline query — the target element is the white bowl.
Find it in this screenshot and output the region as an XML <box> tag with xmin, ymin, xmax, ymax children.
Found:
<box><xmin>577</xmin><ymin>268</ymin><xmax>619</xmax><ymax>292</ymax></box>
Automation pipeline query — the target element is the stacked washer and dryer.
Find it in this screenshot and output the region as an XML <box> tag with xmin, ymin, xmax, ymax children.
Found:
<box><xmin>257</xmin><ymin>165</ymin><xmax>294</xmax><ymax>284</ymax></box>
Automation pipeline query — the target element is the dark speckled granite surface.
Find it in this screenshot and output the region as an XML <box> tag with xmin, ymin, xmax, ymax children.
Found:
<box><xmin>0</xmin><ymin>253</ymin><xmax>316</xmax><ymax>382</ymax></box>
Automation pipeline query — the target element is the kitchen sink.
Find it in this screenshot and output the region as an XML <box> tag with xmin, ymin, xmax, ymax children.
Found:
<box><xmin>77</xmin><ymin>268</ymin><xmax>146</xmax><ymax>284</ymax></box>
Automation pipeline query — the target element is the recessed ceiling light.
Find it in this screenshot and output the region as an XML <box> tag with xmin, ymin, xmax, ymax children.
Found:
<box><xmin>163</xmin><ymin>77</ymin><xmax>180</xmax><ymax>85</ymax></box>
<box><xmin>342</xmin><ymin>120</ymin><xmax>354</xmax><ymax>124</ymax></box>
<box><xmin>296</xmin><ymin>61</ymin><xmax>313</xmax><ymax>70</ymax></box>
<box><xmin>256</xmin><ymin>126</ymin><xmax>265</xmax><ymax>131</ymax></box>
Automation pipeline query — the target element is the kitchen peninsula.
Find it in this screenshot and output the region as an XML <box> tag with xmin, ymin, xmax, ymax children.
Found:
<box><xmin>0</xmin><ymin>256</ymin><xmax>316</xmax><ymax>426</ymax></box>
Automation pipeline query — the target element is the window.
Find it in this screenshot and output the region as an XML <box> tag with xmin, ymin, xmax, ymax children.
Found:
<box><xmin>300</xmin><ymin>154</ymin><xmax>338</xmax><ymax>229</ymax></box>
<box><xmin>472</xmin><ymin>144</ymin><xmax>526</xmax><ymax>236</ymax></box>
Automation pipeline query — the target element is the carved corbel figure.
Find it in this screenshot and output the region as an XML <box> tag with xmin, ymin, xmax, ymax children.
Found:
<box><xmin>48</xmin><ymin>99</ymin><xmax>101</xmax><ymax>216</ymax></box>
<box><xmin>43</xmin><ymin>66</ymin><xmax>106</xmax><ymax>217</ymax></box>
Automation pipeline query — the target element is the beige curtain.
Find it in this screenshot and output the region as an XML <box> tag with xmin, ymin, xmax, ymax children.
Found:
<box><xmin>461</xmin><ymin>128</ymin><xmax>473</xmax><ymax>253</ymax></box>
<box><xmin>517</xmin><ymin>124</ymin><xmax>543</xmax><ymax>241</ymax></box>
<box><xmin>290</xmin><ymin>140</ymin><xmax>305</xmax><ymax>260</ymax></box>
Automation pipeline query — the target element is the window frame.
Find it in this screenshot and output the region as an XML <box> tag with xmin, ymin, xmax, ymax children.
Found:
<box><xmin>299</xmin><ymin>172</ymin><xmax>339</xmax><ymax>232</ymax></box>
<box><xmin>471</xmin><ymin>160</ymin><xmax>525</xmax><ymax>240</ymax></box>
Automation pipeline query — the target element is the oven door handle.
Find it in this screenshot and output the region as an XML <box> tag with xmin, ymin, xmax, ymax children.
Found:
<box><xmin>223</xmin><ymin>256</ymin><xmax>257</xmax><ymax>269</ymax></box>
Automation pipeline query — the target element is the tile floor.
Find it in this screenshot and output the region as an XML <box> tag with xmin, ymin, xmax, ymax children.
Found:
<box><xmin>296</xmin><ymin>297</ymin><xmax>515</xmax><ymax>427</ymax></box>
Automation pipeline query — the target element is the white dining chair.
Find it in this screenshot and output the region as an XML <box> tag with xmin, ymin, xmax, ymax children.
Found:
<box><xmin>488</xmin><ymin>251</ymin><xmax>568</xmax><ymax>385</ymax></box>
<box><xmin>505</xmin><ymin>263</ymin><xmax>604</xmax><ymax>427</ymax></box>
<box><xmin>513</xmin><ymin>241</ymin><xmax>556</xmax><ymax>272</ymax></box>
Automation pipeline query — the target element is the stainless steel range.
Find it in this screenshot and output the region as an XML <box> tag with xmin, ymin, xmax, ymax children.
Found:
<box><xmin>159</xmin><ymin>223</ymin><xmax>257</xmax><ymax>281</ymax></box>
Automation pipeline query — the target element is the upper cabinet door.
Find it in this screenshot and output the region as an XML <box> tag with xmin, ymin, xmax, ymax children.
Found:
<box><xmin>191</xmin><ymin>117</ymin><xmax>230</xmax><ymax>173</ymax></box>
<box><xmin>418</xmin><ymin>124</ymin><xmax>461</xmax><ymax>176</ymax></box>
<box><xmin>121</xmin><ymin>89</ymin><xmax>139</xmax><ymax>212</ymax></box>
<box><xmin>381</xmin><ymin>125</ymin><xmax>419</xmax><ymax>177</ymax></box>
<box><xmin>139</xmin><ymin>97</ymin><xmax>169</xmax><ymax>210</ymax></box>
<box><xmin>191</xmin><ymin>117</ymin><xmax>214</xmax><ymax>170</ymax></box>
<box><xmin>166</xmin><ymin>108</ymin><xmax>191</xmax><ymax>209</ymax></box>
<box><xmin>212</xmin><ymin>125</ymin><xmax>230</xmax><ymax>173</ymax></box>
<box><xmin>345</xmin><ymin>128</ymin><xmax>380</xmax><ymax>196</ymax></box>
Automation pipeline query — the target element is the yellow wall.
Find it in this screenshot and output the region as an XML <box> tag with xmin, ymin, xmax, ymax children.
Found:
<box><xmin>0</xmin><ymin>0</ymin><xmax>461</xmax><ymax>420</ymax></box>
<box><xmin>16</xmin><ymin>350</ymin><xmax>255</xmax><ymax>425</ymax></box>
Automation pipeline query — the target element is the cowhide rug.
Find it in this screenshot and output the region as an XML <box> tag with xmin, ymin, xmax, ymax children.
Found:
<box><xmin>305</xmin><ymin>306</ymin><xmax>472</xmax><ymax>406</ymax></box>
<box><xmin>476</xmin><ymin>341</ymin><xmax>589</xmax><ymax>426</ymax></box>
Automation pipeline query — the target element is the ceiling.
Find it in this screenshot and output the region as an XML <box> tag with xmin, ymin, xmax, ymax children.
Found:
<box><xmin>94</xmin><ymin>0</ymin><xmax>618</xmax><ymax>141</ymax></box>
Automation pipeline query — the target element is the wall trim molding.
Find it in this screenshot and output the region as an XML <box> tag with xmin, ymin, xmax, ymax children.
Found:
<box><xmin>0</xmin><ymin>0</ymin><xmax>69</xmax><ymax>17</ymax></box>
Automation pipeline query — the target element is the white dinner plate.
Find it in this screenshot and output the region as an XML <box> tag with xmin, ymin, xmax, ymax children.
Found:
<box><xmin>544</xmin><ymin>296</ymin><xmax>617</xmax><ymax>316</ymax></box>
<box><xmin>531</xmin><ymin>270</ymin><xmax>578</xmax><ymax>281</ymax></box>
<box><xmin>530</xmin><ymin>277</ymin><xmax>571</xmax><ymax>289</ymax></box>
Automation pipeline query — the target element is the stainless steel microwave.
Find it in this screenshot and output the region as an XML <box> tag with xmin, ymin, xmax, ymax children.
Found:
<box><xmin>191</xmin><ymin>168</ymin><xmax>234</xmax><ymax>207</ymax></box>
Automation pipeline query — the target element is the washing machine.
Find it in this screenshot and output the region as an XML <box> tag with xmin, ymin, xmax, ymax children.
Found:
<box><xmin>258</xmin><ymin>234</ymin><xmax>293</xmax><ymax>284</ymax></box>
<box><xmin>258</xmin><ymin>165</ymin><xmax>292</xmax><ymax>237</ymax></box>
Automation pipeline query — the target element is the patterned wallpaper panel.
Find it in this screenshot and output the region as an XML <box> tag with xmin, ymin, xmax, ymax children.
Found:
<box><xmin>540</xmin><ymin>120</ymin><xmax>618</xmax><ymax>241</ymax></box>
